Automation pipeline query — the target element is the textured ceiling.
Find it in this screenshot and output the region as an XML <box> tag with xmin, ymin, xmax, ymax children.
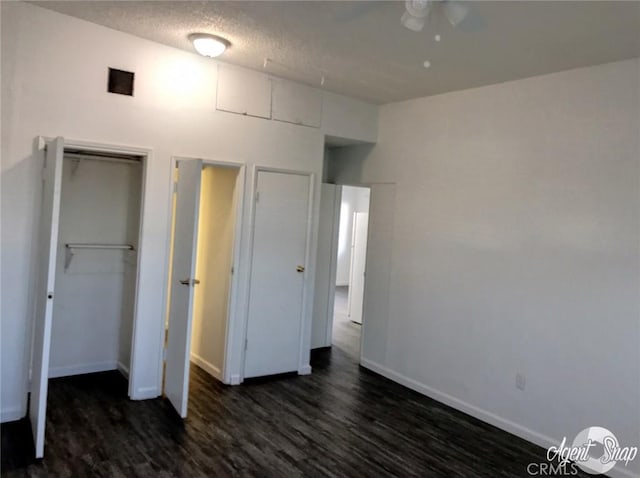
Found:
<box><xmin>32</xmin><ymin>1</ymin><xmax>640</xmax><ymax>104</ymax></box>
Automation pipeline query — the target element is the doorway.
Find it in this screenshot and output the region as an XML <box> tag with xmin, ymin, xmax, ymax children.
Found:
<box><xmin>311</xmin><ymin>184</ymin><xmax>370</xmax><ymax>359</ymax></box>
<box><xmin>332</xmin><ymin>186</ymin><xmax>370</xmax><ymax>358</ymax></box>
<box><xmin>49</xmin><ymin>150</ymin><xmax>142</xmax><ymax>380</ymax></box>
<box><xmin>29</xmin><ymin>137</ymin><xmax>148</xmax><ymax>458</ymax></box>
<box><xmin>164</xmin><ymin>159</ymin><xmax>244</xmax><ymax>418</ymax></box>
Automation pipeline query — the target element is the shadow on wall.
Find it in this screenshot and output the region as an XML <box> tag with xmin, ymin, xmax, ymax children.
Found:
<box><xmin>325</xmin><ymin>144</ymin><xmax>373</xmax><ymax>184</ymax></box>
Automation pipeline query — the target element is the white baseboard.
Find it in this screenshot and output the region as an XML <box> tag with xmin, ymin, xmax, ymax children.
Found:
<box><xmin>48</xmin><ymin>361</ymin><xmax>118</xmax><ymax>379</ymax></box>
<box><xmin>1</xmin><ymin>406</ymin><xmax>24</xmax><ymax>423</ymax></box>
<box><xmin>360</xmin><ymin>358</ymin><xmax>639</xmax><ymax>478</ymax></box>
<box><xmin>336</xmin><ymin>281</ymin><xmax>349</xmax><ymax>287</ymax></box>
<box><xmin>298</xmin><ymin>364</ymin><xmax>312</xmax><ymax>375</ymax></box>
<box><xmin>190</xmin><ymin>353</ymin><xmax>222</xmax><ymax>381</ymax></box>
<box><xmin>229</xmin><ymin>374</ymin><xmax>242</xmax><ymax>385</ymax></box>
<box><xmin>117</xmin><ymin>361</ymin><xmax>130</xmax><ymax>379</ymax></box>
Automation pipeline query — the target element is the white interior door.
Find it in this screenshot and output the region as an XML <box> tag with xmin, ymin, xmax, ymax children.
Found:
<box><xmin>244</xmin><ymin>171</ymin><xmax>310</xmax><ymax>378</ymax></box>
<box><xmin>30</xmin><ymin>137</ymin><xmax>64</xmax><ymax>458</ymax></box>
<box><xmin>311</xmin><ymin>184</ymin><xmax>341</xmax><ymax>348</ymax></box>
<box><xmin>360</xmin><ymin>184</ymin><xmax>396</xmax><ymax>364</ymax></box>
<box><xmin>348</xmin><ymin>212</ymin><xmax>369</xmax><ymax>324</ymax></box>
<box><xmin>165</xmin><ymin>159</ymin><xmax>202</xmax><ymax>418</ymax></box>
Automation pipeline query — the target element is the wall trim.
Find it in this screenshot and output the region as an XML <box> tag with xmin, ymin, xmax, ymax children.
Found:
<box><xmin>1</xmin><ymin>406</ymin><xmax>25</xmax><ymax>423</ymax></box>
<box><xmin>190</xmin><ymin>353</ymin><xmax>222</xmax><ymax>381</ymax></box>
<box><xmin>298</xmin><ymin>364</ymin><xmax>312</xmax><ymax>375</ymax></box>
<box><xmin>230</xmin><ymin>374</ymin><xmax>242</xmax><ymax>385</ymax></box>
<box><xmin>360</xmin><ymin>358</ymin><xmax>639</xmax><ymax>478</ymax></box>
<box><xmin>117</xmin><ymin>361</ymin><xmax>130</xmax><ymax>379</ymax></box>
<box><xmin>48</xmin><ymin>361</ymin><xmax>118</xmax><ymax>379</ymax></box>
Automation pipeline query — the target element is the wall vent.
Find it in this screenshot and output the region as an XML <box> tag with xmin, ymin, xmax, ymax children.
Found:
<box><xmin>108</xmin><ymin>68</ymin><xmax>135</xmax><ymax>96</ymax></box>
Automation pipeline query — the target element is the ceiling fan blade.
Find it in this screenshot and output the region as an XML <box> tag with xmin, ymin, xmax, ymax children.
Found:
<box><xmin>454</xmin><ymin>7</ymin><xmax>487</xmax><ymax>33</ymax></box>
<box><xmin>442</xmin><ymin>1</ymin><xmax>469</xmax><ymax>27</ymax></box>
<box><xmin>401</xmin><ymin>11</ymin><xmax>426</xmax><ymax>31</ymax></box>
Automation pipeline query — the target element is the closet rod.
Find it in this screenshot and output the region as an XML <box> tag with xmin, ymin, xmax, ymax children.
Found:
<box><xmin>65</xmin><ymin>243</ymin><xmax>135</xmax><ymax>250</ymax></box>
<box><xmin>65</xmin><ymin>153</ymin><xmax>141</xmax><ymax>165</ymax></box>
<box><xmin>64</xmin><ymin>244</ymin><xmax>135</xmax><ymax>271</ymax></box>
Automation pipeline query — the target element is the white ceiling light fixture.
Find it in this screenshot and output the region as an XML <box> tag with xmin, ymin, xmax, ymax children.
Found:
<box><xmin>189</xmin><ymin>33</ymin><xmax>230</xmax><ymax>58</ymax></box>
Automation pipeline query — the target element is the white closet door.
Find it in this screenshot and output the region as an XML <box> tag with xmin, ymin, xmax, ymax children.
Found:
<box><xmin>348</xmin><ymin>212</ymin><xmax>369</xmax><ymax>324</ymax></box>
<box><xmin>30</xmin><ymin>137</ymin><xmax>64</xmax><ymax>458</ymax></box>
<box><xmin>244</xmin><ymin>171</ymin><xmax>310</xmax><ymax>378</ymax></box>
<box><xmin>165</xmin><ymin>159</ymin><xmax>202</xmax><ymax>418</ymax></box>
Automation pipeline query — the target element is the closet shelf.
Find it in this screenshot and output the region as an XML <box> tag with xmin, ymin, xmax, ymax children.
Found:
<box><xmin>64</xmin><ymin>243</ymin><xmax>135</xmax><ymax>271</ymax></box>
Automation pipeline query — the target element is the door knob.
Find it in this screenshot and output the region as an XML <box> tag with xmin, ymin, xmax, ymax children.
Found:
<box><xmin>296</xmin><ymin>266</ymin><xmax>305</xmax><ymax>273</ymax></box>
<box><xmin>179</xmin><ymin>279</ymin><xmax>200</xmax><ymax>286</ymax></box>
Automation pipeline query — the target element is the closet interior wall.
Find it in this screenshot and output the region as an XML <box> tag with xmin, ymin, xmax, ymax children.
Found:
<box><xmin>190</xmin><ymin>165</ymin><xmax>239</xmax><ymax>381</ymax></box>
<box><xmin>49</xmin><ymin>155</ymin><xmax>142</xmax><ymax>378</ymax></box>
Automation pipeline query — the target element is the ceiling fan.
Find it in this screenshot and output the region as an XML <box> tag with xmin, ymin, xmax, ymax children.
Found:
<box><xmin>401</xmin><ymin>0</ymin><xmax>470</xmax><ymax>32</ymax></box>
<box><xmin>333</xmin><ymin>1</ymin><xmax>482</xmax><ymax>33</ymax></box>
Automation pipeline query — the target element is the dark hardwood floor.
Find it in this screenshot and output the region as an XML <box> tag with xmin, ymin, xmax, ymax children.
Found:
<box><xmin>2</xmin><ymin>317</ymin><xmax>586</xmax><ymax>477</ymax></box>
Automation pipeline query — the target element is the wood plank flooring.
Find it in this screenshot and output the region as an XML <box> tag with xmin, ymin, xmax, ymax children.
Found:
<box><xmin>2</xmin><ymin>310</ymin><xmax>588</xmax><ymax>477</ymax></box>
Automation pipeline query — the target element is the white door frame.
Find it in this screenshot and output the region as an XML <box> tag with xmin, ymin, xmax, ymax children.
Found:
<box><xmin>164</xmin><ymin>156</ymin><xmax>246</xmax><ymax>386</ymax></box>
<box><xmin>34</xmin><ymin>136</ymin><xmax>151</xmax><ymax>400</ymax></box>
<box><xmin>240</xmin><ymin>166</ymin><xmax>315</xmax><ymax>381</ymax></box>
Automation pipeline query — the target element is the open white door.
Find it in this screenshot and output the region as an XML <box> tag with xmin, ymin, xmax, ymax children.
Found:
<box><xmin>311</xmin><ymin>184</ymin><xmax>341</xmax><ymax>348</ymax></box>
<box><xmin>348</xmin><ymin>212</ymin><xmax>369</xmax><ymax>324</ymax></box>
<box><xmin>360</xmin><ymin>184</ymin><xmax>396</xmax><ymax>365</ymax></box>
<box><xmin>165</xmin><ymin>159</ymin><xmax>202</xmax><ymax>418</ymax></box>
<box><xmin>30</xmin><ymin>137</ymin><xmax>64</xmax><ymax>458</ymax></box>
<box><xmin>244</xmin><ymin>171</ymin><xmax>310</xmax><ymax>378</ymax></box>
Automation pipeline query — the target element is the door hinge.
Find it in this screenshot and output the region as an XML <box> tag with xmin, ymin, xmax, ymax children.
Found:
<box><xmin>231</xmin><ymin>266</ymin><xmax>234</xmax><ymax>275</ymax></box>
<box><xmin>163</xmin><ymin>348</ymin><xmax>167</xmax><ymax>361</ymax></box>
<box><xmin>173</xmin><ymin>181</ymin><xmax>178</xmax><ymax>194</ymax></box>
<box><xmin>255</xmin><ymin>191</ymin><xmax>260</xmax><ymax>203</ymax></box>
<box><xmin>245</xmin><ymin>338</ymin><xmax>248</xmax><ymax>350</ymax></box>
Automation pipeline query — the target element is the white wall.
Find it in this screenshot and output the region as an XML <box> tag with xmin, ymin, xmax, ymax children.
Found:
<box><xmin>0</xmin><ymin>2</ymin><xmax>377</xmax><ymax>421</ymax></box>
<box><xmin>336</xmin><ymin>185</ymin><xmax>370</xmax><ymax>286</ymax></box>
<box><xmin>323</xmin><ymin>92</ymin><xmax>378</xmax><ymax>144</ymax></box>
<box><xmin>191</xmin><ymin>166</ymin><xmax>238</xmax><ymax>380</ymax></box>
<box><xmin>49</xmin><ymin>157</ymin><xmax>141</xmax><ymax>378</ymax></box>
<box><xmin>332</xmin><ymin>59</ymin><xmax>640</xmax><ymax>477</ymax></box>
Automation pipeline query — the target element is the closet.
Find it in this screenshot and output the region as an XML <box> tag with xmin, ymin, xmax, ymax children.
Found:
<box><xmin>48</xmin><ymin>151</ymin><xmax>142</xmax><ymax>379</ymax></box>
<box><xmin>165</xmin><ymin>159</ymin><xmax>243</xmax><ymax>418</ymax></box>
<box><xmin>30</xmin><ymin>137</ymin><xmax>146</xmax><ymax>458</ymax></box>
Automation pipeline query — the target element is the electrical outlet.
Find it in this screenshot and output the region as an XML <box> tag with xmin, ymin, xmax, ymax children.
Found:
<box><xmin>516</xmin><ymin>373</ymin><xmax>526</xmax><ymax>391</ymax></box>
